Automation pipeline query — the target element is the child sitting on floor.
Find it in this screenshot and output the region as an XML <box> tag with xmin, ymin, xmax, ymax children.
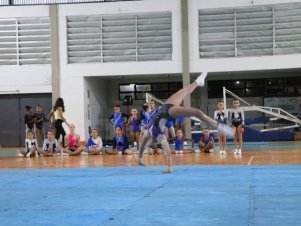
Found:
<box><xmin>106</xmin><ymin>127</ymin><xmax>132</xmax><ymax>155</ymax></box>
<box><xmin>173</xmin><ymin>129</ymin><xmax>194</xmax><ymax>154</ymax></box>
<box><xmin>85</xmin><ymin>128</ymin><xmax>103</xmax><ymax>155</ymax></box>
<box><xmin>18</xmin><ymin>131</ymin><xmax>39</xmax><ymax>158</ymax></box>
<box><xmin>63</xmin><ymin>124</ymin><xmax>83</xmax><ymax>156</ymax></box>
<box><xmin>41</xmin><ymin>130</ymin><xmax>61</xmax><ymax>156</ymax></box>
<box><xmin>198</xmin><ymin>128</ymin><xmax>215</xmax><ymax>153</ymax></box>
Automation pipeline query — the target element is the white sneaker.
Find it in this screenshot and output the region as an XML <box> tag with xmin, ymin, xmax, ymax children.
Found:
<box><xmin>195</xmin><ymin>71</ymin><xmax>207</xmax><ymax>87</ymax></box>
<box><xmin>175</xmin><ymin>150</ymin><xmax>180</xmax><ymax>154</ymax></box>
<box><xmin>217</xmin><ymin>124</ymin><xmax>234</xmax><ymax>138</ymax></box>
<box><xmin>222</xmin><ymin>150</ymin><xmax>227</xmax><ymax>155</ymax></box>
<box><xmin>17</xmin><ymin>152</ymin><xmax>24</xmax><ymax>157</ymax></box>
<box><xmin>237</xmin><ymin>149</ymin><xmax>242</xmax><ymax>155</ymax></box>
<box><xmin>208</xmin><ymin>149</ymin><xmax>214</xmax><ymax>153</ymax></box>
<box><xmin>232</xmin><ymin>149</ymin><xmax>238</xmax><ymax>155</ymax></box>
<box><xmin>194</xmin><ymin>149</ymin><xmax>200</xmax><ymax>153</ymax></box>
<box><xmin>219</xmin><ymin>150</ymin><xmax>224</xmax><ymax>155</ymax></box>
<box><xmin>26</xmin><ymin>152</ymin><xmax>31</xmax><ymax>158</ymax></box>
<box><xmin>179</xmin><ymin>150</ymin><xmax>184</xmax><ymax>154</ymax></box>
<box><xmin>81</xmin><ymin>151</ymin><xmax>88</xmax><ymax>155</ymax></box>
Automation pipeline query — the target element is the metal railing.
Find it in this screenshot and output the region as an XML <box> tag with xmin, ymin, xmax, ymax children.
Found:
<box><xmin>1</xmin><ymin>0</ymin><xmax>138</xmax><ymax>6</ymax></box>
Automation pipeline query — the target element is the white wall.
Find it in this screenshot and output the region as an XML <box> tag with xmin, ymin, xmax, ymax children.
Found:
<box><xmin>58</xmin><ymin>0</ymin><xmax>183</xmax><ymax>140</ymax></box>
<box><xmin>188</xmin><ymin>0</ymin><xmax>301</xmax><ymax>73</ymax></box>
<box><xmin>0</xmin><ymin>5</ymin><xmax>51</xmax><ymax>94</ymax></box>
<box><xmin>0</xmin><ymin>5</ymin><xmax>49</xmax><ymax>18</ymax></box>
<box><xmin>0</xmin><ymin>66</ymin><xmax>51</xmax><ymax>93</ymax></box>
<box><xmin>85</xmin><ymin>77</ymin><xmax>111</xmax><ymax>140</ymax></box>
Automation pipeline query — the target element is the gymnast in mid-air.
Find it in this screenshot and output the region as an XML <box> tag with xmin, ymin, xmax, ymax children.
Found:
<box><xmin>138</xmin><ymin>72</ymin><xmax>234</xmax><ymax>173</ymax></box>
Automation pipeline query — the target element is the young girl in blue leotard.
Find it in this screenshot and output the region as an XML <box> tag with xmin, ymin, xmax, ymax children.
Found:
<box><xmin>174</xmin><ymin>129</ymin><xmax>194</xmax><ymax>154</ymax></box>
<box><xmin>106</xmin><ymin>127</ymin><xmax>131</xmax><ymax>155</ymax></box>
<box><xmin>128</xmin><ymin>108</ymin><xmax>140</xmax><ymax>150</ymax></box>
<box><xmin>109</xmin><ymin>104</ymin><xmax>128</xmax><ymax>135</ymax></box>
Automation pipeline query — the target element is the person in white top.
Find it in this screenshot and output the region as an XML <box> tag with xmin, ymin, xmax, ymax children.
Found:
<box><xmin>18</xmin><ymin>131</ymin><xmax>39</xmax><ymax>158</ymax></box>
<box><xmin>214</xmin><ymin>100</ymin><xmax>229</xmax><ymax>155</ymax></box>
<box><xmin>41</xmin><ymin>130</ymin><xmax>61</xmax><ymax>156</ymax></box>
<box><xmin>230</xmin><ymin>99</ymin><xmax>245</xmax><ymax>155</ymax></box>
<box><xmin>85</xmin><ymin>129</ymin><xmax>103</xmax><ymax>155</ymax></box>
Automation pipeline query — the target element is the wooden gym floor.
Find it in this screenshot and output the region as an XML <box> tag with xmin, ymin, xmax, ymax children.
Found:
<box><xmin>0</xmin><ymin>141</ymin><xmax>300</xmax><ymax>169</ymax></box>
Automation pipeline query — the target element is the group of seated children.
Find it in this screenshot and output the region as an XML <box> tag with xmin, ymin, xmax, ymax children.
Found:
<box><xmin>19</xmin><ymin>125</ymin><xmax>134</xmax><ymax>157</ymax></box>
<box><xmin>19</xmin><ymin>124</ymin><xmax>82</xmax><ymax>157</ymax></box>
<box><xmin>19</xmin><ymin>126</ymin><xmax>216</xmax><ymax>158</ymax></box>
<box><xmin>19</xmin><ymin>126</ymin><xmax>81</xmax><ymax>157</ymax></box>
<box><xmin>19</xmin><ymin>130</ymin><xmax>60</xmax><ymax>157</ymax></box>
<box><xmin>173</xmin><ymin>128</ymin><xmax>214</xmax><ymax>154</ymax></box>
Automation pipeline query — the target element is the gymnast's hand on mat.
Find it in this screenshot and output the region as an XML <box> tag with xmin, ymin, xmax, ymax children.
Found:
<box><xmin>138</xmin><ymin>159</ymin><xmax>146</xmax><ymax>167</ymax></box>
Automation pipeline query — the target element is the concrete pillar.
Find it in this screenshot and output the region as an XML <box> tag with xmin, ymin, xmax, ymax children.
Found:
<box><xmin>181</xmin><ymin>0</ymin><xmax>192</xmax><ymax>138</ymax></box>
<box><xmin>49</xmin><ymin>5</ymin><xmax>60</xmax><ymax>103</ymax></box>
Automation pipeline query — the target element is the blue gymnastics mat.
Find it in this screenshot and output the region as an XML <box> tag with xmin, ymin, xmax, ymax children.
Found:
<box><xmin>0</xmin><ymin>165</ymin><xmax>301</xmax><ymax>226</ymax></box>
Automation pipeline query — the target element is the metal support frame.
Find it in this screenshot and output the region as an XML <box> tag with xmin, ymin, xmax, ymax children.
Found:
<box><xmin>146</xmin><ymin>93</ymin><xmax>163</xmax><ymax>105</ymax></box>
<box><xmin>223</xmin><ymin>86</ymin><xmax>301</xmax><ymax>132</ymax></box>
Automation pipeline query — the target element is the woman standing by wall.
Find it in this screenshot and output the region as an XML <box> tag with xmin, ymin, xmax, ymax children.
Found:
<box><xmin>53</xmin><ymin>98</ymin><xmax>70</xmax><ymax>148</ymax></box>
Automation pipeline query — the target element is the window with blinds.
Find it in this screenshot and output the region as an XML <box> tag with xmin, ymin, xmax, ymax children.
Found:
<box><xmin>0</xmin><ymin>17</ymin><xmax>51</xmax><ymax>65</ymax></box>
<box><xmin>0</xmin><ymin>19</ymin><xmax>17</xmax><ymax>65</ymax></box>
<box><xmin>199</xmin><ymin>8</ymin><xmax>235</xmax><ymax>58</ymax></box>
<box><xmin>0</xmin><ymin>0</ymin><xmax>9</xmax><ymax>5</ymax></box>
<box><xmin>199</xmin><ymin>2</ymin><xmax>301</xmax><ymax>58</ymax></box>
<box><xmin>236</xmin><ymin>6</ymin><xmax>273</xmax><ymax>57</ymax></box>
<box><xmin>274</xmin><ymin>3</ymin><xmax>301</xmax><ymax>55</ymax></box>
<box><xmin>67</xmin><ymin>11</ymin><xmax>172</xmax><ymax>64</ymax></box>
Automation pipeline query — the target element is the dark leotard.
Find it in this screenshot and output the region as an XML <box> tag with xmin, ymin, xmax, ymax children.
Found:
<box><xmin>148</xmin><ymin>104</ymin><xmax>174</xmax><ymax>142</ymax></box>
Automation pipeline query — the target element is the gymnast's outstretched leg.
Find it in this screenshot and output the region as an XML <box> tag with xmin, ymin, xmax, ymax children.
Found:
<box><xmin>166</xmin><ymin>72</ymin><xmax>234</xmax><ymax>137</ymax></box>
<box><xmin>165</xmin><ymin>72</ymin><xmax>207</xmax><ymax>106</ymax></box>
